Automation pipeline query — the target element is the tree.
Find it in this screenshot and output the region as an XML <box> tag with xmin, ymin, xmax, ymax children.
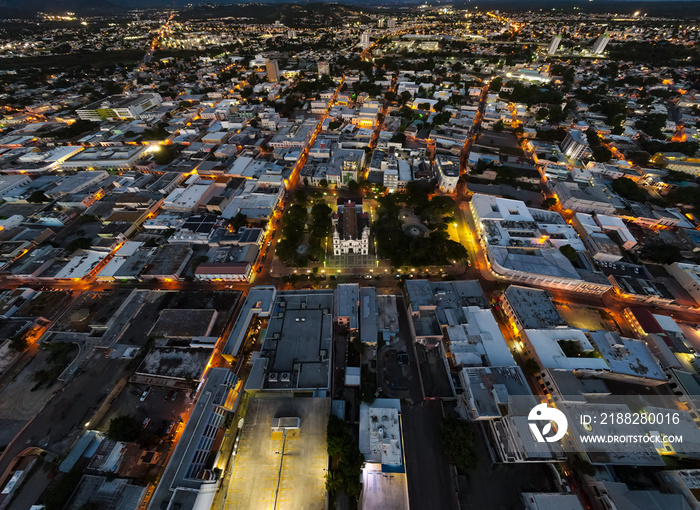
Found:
<box><xmin>536</xmin><ymin>107</ymin><xmax>550</xmax><ymax>121</ymax></box>
<box><xmin>228</xmin><ymin>212</ymin><xmax>247</xmax><ymax>231</ymax></box>
<box><xmin>641</xmin><ymin>244</ymin><xmax>682</xmax><ymax>264</ymax></box>
<box><xmin>152</xmin><ymin>145</ymin><xmax>177</xmax><ymax>165</ymax></box>
<box><xmin>524</xmin><ymin>358</ymin><xmax>541</xmax><ymax>376</ymax></box>
<box><xmin>319</xmin><ymin>179</ymin><xmax>329</xmax><ymax>188</ymax></box>
<box><xmin>347</xmin><ymin>180</ymin><xmax>360</xmax><ymax>194</ymax></box>
<box><xmin>293</xmin><ymin>189</ymin><xmax>308</xmax><ymax>204</ymax></box>
<box><xmin>612</xmin><ymin>177</ymin><xmax>648</xmax><ymax>202</ymax></box>
<box><xmin>493</xmin><ymin>120</ymin><xmax>504</xmax><ymax>132</ymax></box>
<box><xmin>559</xmin><ymin>244</ymin><xmax>578</xmax><ymax>263</ymax></box>
<box><xmin>26</xmin><ymin>191</ymin><xmax>49</xmax><ymax>203</ymax></box>
<box><xmin>440</xmin><ymin>418</ymin><xmax>478</xmax><ymax>474</ymax></box>
<box><xmin>591</xmin><ymin>146</ymin><xmax>612</xmax><ymax>163</ymax></box>
<box><xmin>107</xmin><ymin>415</ymin><xmax>143</xmax><ymax>442</ymax></box>
<box><xmin>573</xmin><ymin>457</ymin><xmax>596</xmax><ymax>477</ymax></box>
<box><xmin>66</xmin><ymin>237</ymin><xmax>92</xmax><ymax>253</ymax></box>
<box><xmin>325</xmin><ymin>471</ymin><xmax>342</xmax><ymax>495</ymax></box>
<box><xmin>542</xmin><ymin>197</ymin><xmax>557</xmax><ymax>210</ymax></box>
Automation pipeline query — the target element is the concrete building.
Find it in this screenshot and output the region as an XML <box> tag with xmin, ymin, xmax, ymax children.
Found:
<box><xmin>361</xmin><ymin>31</ymin><xmax>371</xmax><ymax>48</ymax></box>
<box><xmin>148</xmin><ymin>368</ymin><xmax>239</xmax><ymax>510</ymax></box>
<box><xmin>435</xmin><ymin>155</ymin><xmax>460</xmax><ymax>193</ymax></box>
<box><xmin>560</xmin><ymin>130</ymin><xmax>589</xmax><ymax>160</ymax></box>
<box><xmin>522</xmin><ymin>328</ymin><xmax>666</xmax><ymax>386</ymax></box>
<box><xmin>332</xmin><ymin>199</ymin><xmax>369</xmax><ymax>256</ymax></box>
<box><xmin>551</xmin><ymin>181</ymin><xmax>616</xmax><ymax>215</ymax></box>
<box><xmin>194</xmin><ymin>262</ymin><xmax>252</xmax><ymax>282</ymax></box>
<box><xmin>245</xmin><ymin>290</ymin><xmax>333</xmax><ymax>394</ymax></box>
<box><xmin>522</xmin><ymin>493</ymin><xmax>584</xmax><ymax>510</ymax></box>
<box><xmin>318</xmin><ymin>61</ymin><xmax>330</xmax><ymax>75</ymax></box>
<box><xmin>404</xmin><ymin>279</ymin><xmax>488</xmax><ymax>345</ymax></box>
<box><xmin>221</xmin><ymin>286</ymin><xmax>276</xmax><ymax>361</ymax></box>
<box><xmin>547</xmin><ymin>35</ymin><xmax>562</xmax><ymax>56</ymax></box>
<box><xmin>358</xmin><ymin>398</ymin><xmax>409</xmax><ymax>510</ymax></box>
<box><xmin>0</xmin><ymin>175</ymin><xmax>30</xmax><ymax>198</ymax></box>
<box><xmin>335</xmin><ymin>283</ymin><xmax>360</xmax><ymax>330</ymax></box>
<box><xmin>61</xmin><ymin>146</ymin><xmax>151</xmax><ymax>171</ymax></box>
<box><xmin>658</xmin><ymin>469</ymin><xmax>700</xmax><ymax>509</ymax></box>
<box><xmin>592</xmin><ymin>34</ymin><xmax>611</xmax><ymax>55</ymax></box>
<box><xmin>667</xmin><ymin>263</ymin><xmax>700</xmax><ymax>305</ymax></box>
<box><xmin>266</xmin><ymin>59</ymin><xmax>280</xmax><ymax>83</ymax></box>
<box><xmin>588</xmin><ymin>481</ymin><xmax>691</xmax><ymax>510</ymax></box>
<box><xmin>501</xmin><ymin>285</ymin><xmax>567</xmax><ymax>333</ymax></box>
<box><xmin>471</xmin><ymin>194</ymin><xmax>610</xmax><ymax>294</ymax></box>
<box><xmin>360</xmin><ymin>286</ymin><xmax>378</xmax><ymax>344</ymax></box>
<box><xmin>77</xmin><ymin>93</ymin><xmax>163</xmax><ymax>121</ymax></box>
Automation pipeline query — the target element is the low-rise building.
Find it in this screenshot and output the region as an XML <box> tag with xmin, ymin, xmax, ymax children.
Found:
<box><xmin>77</xmin><ymin>93</ymin><xmax>163</xmax><ymax>121</ymax></box>
<box><xmin>148</xmin><ymin>368</ymin><xmax>239</xmax><ymax>510</ymax></box>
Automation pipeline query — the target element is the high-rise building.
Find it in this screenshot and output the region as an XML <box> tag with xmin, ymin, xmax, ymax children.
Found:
<box><xmin>387</xmin><ymin>18</ymin><xmax>396</xmax><ymax>29</ymax></box>
<box><xmin>287</xmin><ymin>29</ymin><xmax>297</xmax><ymax>39</ymax></box>
<box><xmin>266</xmin><ymin>59</ymin><xmax>280</xmax><ymax>83</ymax></box>
<box><xmin>561</xmin><ymin>129</ymin><xmax>590</xmax><ymax>160</ymax></box>
<box><xmin>548</xmin><ymin>35</ymin><xmax>562</xmax><ymax>56</ymax></box>
<box><xmin>592</xmin><ymin>34</ymin><xmax>611</xmax><ymax>55</ymax></box>
<box><xmin>360</xmin><ymin>31</ymin><xmax>371</xmax><ymax>48</ymax></box>
<box><xmin>378</xmin><ymin>18</ymin><xmax>385</xmax><ymax>28</ymax></box>
<box><xmin>317</xmin><ymin>61</ymin><xmax>330</xmax><ymax>75</ymax></box>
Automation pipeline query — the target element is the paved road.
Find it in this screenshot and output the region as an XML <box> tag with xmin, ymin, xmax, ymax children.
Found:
<box><xmin>402</xmin><ymin>400</ymin><xmax>458</xmax><ymax>510</ymax></box>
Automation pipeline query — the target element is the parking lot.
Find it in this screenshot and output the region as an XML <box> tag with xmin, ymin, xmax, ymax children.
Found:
<box><xmin>99</xmin><ymin>382</ymin><xmax>192</xmax><ymax>438</ymax></box>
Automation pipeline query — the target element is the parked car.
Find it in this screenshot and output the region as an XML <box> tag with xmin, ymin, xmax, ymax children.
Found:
<box><xmin>140</xmin><ymin>387</ymin><xmax>151</xmax><ymax>402</ymax></box>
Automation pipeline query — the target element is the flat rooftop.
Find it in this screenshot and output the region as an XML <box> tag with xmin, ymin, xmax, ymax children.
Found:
<box><xmin>335</xmin><ymin>283</ymin><xmax>359</xmax><ymax>329</ymax></box>
<box><xmin>148</xmin><ymin>309</ymin><xmax>218</xmax><ymax>338</ymax></box>
<box><xmin>248</xmin><ymin>290</ymin><xmax>333</xmax><ymax>391</ymax></box>
<box><xmin>222</xmin><ymin>286</ymin><xmax>277</xmax><ymax>359</ymax></box>
<box><xmin>225</xmin><ymin>397</ymin><xmax>329</xmax><ymax>510</ymax></box>
<box><xmin>589</xmin><ymin>330</ymin><xmax>666</xmax><ymax>382</ymax></box>
<box><xmin>360</xmin><ymin>287</ymin><xmax>378</xmax><ymax>344</ymax></box>
<box><xmin>136</xmin><ymin>347</ymin><xmax>210</xmax><ymax>381</ymax></box>
<box><xmin>405</xmin><ymin>279</ymin><xmax>488</xmax><ymax>325</ymax></box>
<box><xmin>503</xmin><ymin>285</ymin><xmax>567</xmax><ymax>330</ymax></box>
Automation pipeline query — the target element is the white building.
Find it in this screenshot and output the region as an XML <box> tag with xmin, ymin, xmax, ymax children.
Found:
<box><xmin>332</xmin><ymin>199</ymin><xmax>370</xmax><ymax>256</ymax></box>
<box><xmin>547</xmin><ymin>35</ymin><xmax>562</xmax><ymax>56</ymax></box>
<box><xmin>560</xmin><ymin>130</ymin><xmax>589</xmax><ymax>160</ymax></box>
<box><xmin>592</xmin><ymin>34</ymin><xmax>611</xmax><ymax>55</ymax></box>
<box><xmin>77</xmin><ymin>93</ymin><xmax>163</xmax><ymax>121</ymax></box>
<box><xmin>360</xmin><ymin>31</ymin><xmax>371</xmax><ymax>48</ymax></box>
<box><xmin>667</xmin><ymin>263</ymin><xmax>700</xmax><ymax>306</ymax></box>
<box><xmin>435</xmin><ymin>155</ymin><xmax>460</xmax><ymax>193</ymax></box>
<box><xmin>0</xmin><ymin>175</ymin><xmax>30</xmax><ymax>198</ymax></box>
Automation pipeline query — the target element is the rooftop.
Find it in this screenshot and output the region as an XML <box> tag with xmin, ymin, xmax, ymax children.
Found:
<box><xmin>247</xmin><ymin>290</ymin><xmax>333</xmax><ymax>392</ymax></box>
<box><xmin>503</xmin><ymin>286</ymin><xmax>567</xmax><ymax>330</ymax></box>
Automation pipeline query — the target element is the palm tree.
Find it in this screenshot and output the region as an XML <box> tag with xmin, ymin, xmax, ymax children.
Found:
<box><xmin>325</xmin><ymin>470</ymin><xmax>342</xmax><ymax>494</ymax></box>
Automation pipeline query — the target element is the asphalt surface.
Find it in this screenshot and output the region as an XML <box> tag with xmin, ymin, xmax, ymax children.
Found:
<box><xmin>0</xmin><ymin>353</ymin><xmax>129</xmax><ymax>503</ymax></box>
<box><xmin>401</xmin><ymin>400</ymin><xmax>459</xmax><ymax>510</ymax></box>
